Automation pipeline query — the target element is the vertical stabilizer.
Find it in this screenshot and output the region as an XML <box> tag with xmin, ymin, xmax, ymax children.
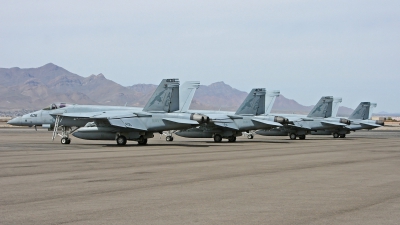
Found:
<box><xmin>235</xmin><ymin>88</ymin><xmax>266</xmax><ymax>115</ymax></box>
<box><xmin>332</xmin><ymin>97</ymin><xmax>342</xmax><ymax>117</ymax></box>
<box><xmin>349</xmin><ymin>102</ymin><xmax>371</xmax><ymax>120</ymax></box>
<box><xmin>143</xmin><ymin>79</ymin><xmax>180</xmax><ymax>112</ymax></box>
<box><xmin>307</xmin><ymin>96</ymin><xmax>334</xmax><ymax>118</ymax></box>
<box><xmin>265</xmin><ymin>90</ymin><xmax>280</xmax><ymax>115</ymax></box>
<box><xmin>368</xmin><ymin>103</ymin><xmax>377</xmax><ymax>120</ymax></box>
<box><xmin>179</xmin><ymin>81</ymin><xmax>200</xmax><ymax>112</ymax></box>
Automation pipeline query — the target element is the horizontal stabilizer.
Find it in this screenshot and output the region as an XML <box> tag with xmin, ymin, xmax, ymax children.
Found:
<box><xmin>108</xmin><ymin>118</ymin><xmax>147</xmax><ymax>130</ymax></box>
<box><xmin>251</xmin><ymin>118</ymin><xmax>283</xmax><ymax>127</ymax></box>
<box><xmin>321</xmin><ymin>121</ymin><xmax>347</xmax><ymax>127</ymax></box>
<box><xmin>360</xmin><ymin>122</ymin><xmax>381</xmax><ymax>128</ymax></box>
<box><xmin>162</xmin><ymin>118</ymin><xmax>199</xmax><ymax>125</ymax></box>
<box><xmin>214</xmin><ymin>122</ymin><xmax>239</xmax><ymax>130</ymax></box>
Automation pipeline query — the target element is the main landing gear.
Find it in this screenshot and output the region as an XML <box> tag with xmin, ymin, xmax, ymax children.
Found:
<box><xmin>138</xmin><ymin>138</ymin><xmax>148</xmax><ymax>145</ymax></box>
<box><xmin>333</xmin><ymin>132</ymin><xmax>346</xmax><ymax>138</ymax></box>
<box><xmin>289</xmin><ymin>133</ymin><xmax>306</xmax><ymax>140</ymax></box>
<box><xmin>116</xmin><ymin>135</ymin><xmax>148</xmax><ymax>146</ymax></box>
<box><xmin>213</xmin><ymin>134</ymin><xmax>237</xmax><ymax>142</ymax></box>
<box><xmin>116</xmin><ymin>135</ymin><xmax>127</xmax><ymax>146</ymax></box>
<box><xmin>228</xmin><ymin>136</ymin><xmax>236</xmax><ymax>142</ymax></box>
<box><xmin>115</xmin><ymin>135</ymin><xmax>148</xmax><ymax>146</ymax></box>
<box><xmin>213</xmin><ymin>134</ymin><xmax>222</xmax><ymax>143</ymax></box>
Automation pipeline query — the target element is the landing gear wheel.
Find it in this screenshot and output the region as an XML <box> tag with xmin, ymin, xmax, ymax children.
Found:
<box><xmin>228</xmin><ymin>136</ymin><xmax>236</xmax><ymax>142</ymax></box>
<box><xmin>289</xmin><ymin>133</ymin><xmax>297</xmax><ymax>140</ymax></box>
<box><xmin>247</xmin><ymin>134</ymin><xmax>254</xmax><ymax>139</ymax></box>
<box><xmin>339</xmin><ymin>134</ymin><xmax>346</xmax><ymax>138</ymax></box>
<box><xmin>61</xmin><ymin>138</ymin><xmax>70</xmax><ymax>144</ymax></box>
<box><xmin>333</xmin><ymin>133</ymin><xmax>339</xmax><ymax>138</ymax></box>
<box><xmin>166</xmin><ymin>136</ymin><xmax>173</xmax><ymax>142</ymax></box>
<box><xmin>213</xmin><ymin>134</ymin><xmax>222</xmax><ymax>143</ymax></box>
<box><xmin>116</xmin><ymin>135</ymin><xmax>127</xmax><ymax>146</ymax></box>
<box><xmin>138</xmin><ymin>138</ymin><xmax>148</xmax><ymax>145</ymax></box>
<box><xmin>299</xmin><ymin>135</ymin><xmax>306</xmax><ymax>140</ymax></box>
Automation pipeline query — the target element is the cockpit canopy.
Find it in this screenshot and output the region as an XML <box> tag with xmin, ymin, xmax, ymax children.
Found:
<box><xmin>42</xmin><ymin>103</ymin><xmax>70</xmax><ymax>110</ymax></box>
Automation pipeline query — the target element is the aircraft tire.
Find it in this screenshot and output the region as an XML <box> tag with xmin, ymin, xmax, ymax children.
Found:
<box><xmin>289</xmin><ymin>133</ymin><xmax>297</xmax><ymax>140</ymax></box>
<box><xmin>116</xmin><ymin>135</ymin><xmax>127</xmax><ymax>146</ymax></box>
<box><xmin>166</xmin><ymin>136</ymin><xmax>173</xmax><ymax>142</ymax></box>
<box><xmin>333</xmin><ymin>133</ymin><xmax>339</xmax><ymax>138</ymax></box>
<box><xmin>66</xmin><ymin>138</ymin><xmax>71</xmax><ymax>144</ymax></box>
<box><xmin>61</xmin><ymin>138</ymin><xmax>68</xmax><ymax>144</ymax></box>
<box><xmin>339</xmin><ymin>134</ymin><xmax>346</xmax><ymax>138</ymax></box>
<box><xmin>299</xmin><ymin>135</ymin><xmax>306</xmax><ymax>140</ymax></box>
<box><xmin>228</xmin><ymin>136</ymin><xmax>236</xmax><ymax>142</ymax></box>
<box><xmin>138</xmin><ymin>138</ymin><xmax>148</xmax><ymax>145</ymax></box>
<box><xmin>247</xmin><ymin>134</ymin><xmax>254</xmax><ymax>139</ymax></box>
<box><xmin>214</xmin><ymin>134</ymin><xmax>222</xmax><ymax>143</ymax></box>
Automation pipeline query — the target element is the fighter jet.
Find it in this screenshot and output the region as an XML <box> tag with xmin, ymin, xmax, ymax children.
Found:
<box><xmin>255</xmin><ymin>96</ymin><xmax>351</xmax><ymax>140</ymax></box>
<box><xmin>175</xmin><ymin>88</ymin><xmax>288</xmax><ymax>142</ymax></box>
<box><xmin>72</xmin><ymin>80</ymin><xmax>202</xmax><ymax>143</ymax></box>
<box><xmin>8</xmin><ymin>79</ymin><xmax>208</xmax><ymax>145</ymax></box>
<box><xmin>310</xmin><ymin>102</ymin><xmax>384</xmax><ymax>138</ymax></box>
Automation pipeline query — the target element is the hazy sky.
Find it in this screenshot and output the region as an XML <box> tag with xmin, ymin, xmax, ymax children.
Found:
<box><xmin>1</xmin><ymin>0</ymin><xmax>399</xmax><ymax>112</ymax></box>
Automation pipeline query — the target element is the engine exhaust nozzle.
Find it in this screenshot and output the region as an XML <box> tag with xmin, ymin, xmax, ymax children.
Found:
<box><xmin>190</xmin><ymin>113</ymin><xmax>210</xmax><ymax>123</ymax></box>
<box><xmin>274</xmin><ymin>116</ymin><xmax>289</xmax><ymax>124</ymax></box>
<box><xmin>339</xmin><ymin>118</ymin><xmax>351</xmax><ymax>125</ymax></box>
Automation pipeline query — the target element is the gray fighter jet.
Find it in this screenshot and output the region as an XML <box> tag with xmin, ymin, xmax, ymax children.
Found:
<box><xmin>175</xmin><ymin>89</ymin><xmax>288</xmax><ymax>142</ymax></box>
<box><xmin>310</xmin><ymin>102</ymin><xmax>384</xmax><ymax>138</ymax></box>
<box><xmin>72</xmin><ymin>80</ymin><xmax>202</xmax><ymax>143</ymax></box>
<box><xmin>255</xmin><ymin>96</ymin><xmax>351</xmax><ymax>140</ymax></box>
<box><xmin>8</xmin><ymin>79</ymin><xmax>208</xmax><ymax>145</ymax></box>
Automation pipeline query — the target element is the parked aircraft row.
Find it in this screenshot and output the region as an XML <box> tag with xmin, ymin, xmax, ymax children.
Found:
<box><xmin>7</xmin><ymin>79</ymin><xmax>384</xmax><ymax>145</ymax></box>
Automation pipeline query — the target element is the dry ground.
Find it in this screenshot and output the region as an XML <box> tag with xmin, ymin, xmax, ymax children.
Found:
<box><xmin>0</xmin><ymin>128</ymin><xmax>399</xmax><ymax>225</ymax></box>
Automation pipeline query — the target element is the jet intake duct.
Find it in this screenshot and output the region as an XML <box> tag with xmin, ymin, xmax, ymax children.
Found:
<box><xmin>376</xmin><ymin>120</ymin><xmax>385</xmax><ymax>126</ymax></box>
<box><xmin>339</xmin><ymin>118</ymin><xmax>351</xmax><ymax>125</ymax></box>
<box><xmin>274</xmin><ymin>116</ymin><xmax>289</xmax><ymax>124</ymax></box>
<box><xmin>190</xmin><ymin>113</ymin><xmax>210</xmax><ymax>123</ymax></box>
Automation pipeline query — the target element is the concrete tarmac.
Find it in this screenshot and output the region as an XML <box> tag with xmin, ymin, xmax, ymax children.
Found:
<box><xmin>1</xmin><ymin>129</ymin><xmax>400</xmax><ymax>225</ymax></box>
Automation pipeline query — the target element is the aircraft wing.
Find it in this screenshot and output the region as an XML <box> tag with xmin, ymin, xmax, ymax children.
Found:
<box><xmin>287</xmin><ymin>124</ymin><xmax>312</xmax><ymax>130</ymax></box>
<box><xmin>108</xmin><ymin>118</ymin><xmax>147</xmax><ymax>130</ymax></box>
<box><xmin>321</xmin><ymin>121</ymin><xmax>347</xmax><ymax>127</ymax></box>
<box><xmin>251</xmin><ymin>118</ymin><xmax>283</xmax><ymax>127</ymax></box>
<box><xmin>214</xmin><ymin>122</ymin><xmax>239</xmax><ymax>130</ymax></box>
<box><xmin>162</xmin><ymin>118</ymin><xmax>199</xmax><ymax>125</ymax></box>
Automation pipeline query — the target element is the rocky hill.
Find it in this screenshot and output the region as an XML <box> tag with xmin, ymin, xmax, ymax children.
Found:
<box><xmin>0</xmin><ymin>63</ymin><xmax>353</xmax><ymax>116</ymax></box>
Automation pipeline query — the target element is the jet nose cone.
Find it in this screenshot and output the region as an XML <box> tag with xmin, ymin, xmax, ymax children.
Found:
<box><xmin>7</xmin><ymin>117</ymin><xmax>21</xmax><ymax>126</ymax></box>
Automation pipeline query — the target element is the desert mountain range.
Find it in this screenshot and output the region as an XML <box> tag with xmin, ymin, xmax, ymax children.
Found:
<box><xmin>0</xmin><ymin>63</ymin><xmax>353</xmax><ymax>115</ymax></box>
